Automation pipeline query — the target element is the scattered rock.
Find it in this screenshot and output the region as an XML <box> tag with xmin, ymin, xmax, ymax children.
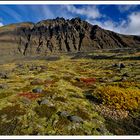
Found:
<box><xmin>21</xmin><ymin>97</ymin><xmax>31</xmax><ymax>104</ymax></box>
<box><xmin>0</xmin><ymin>84</ymin><xmax>8</xmax><ymax>89</ymax></box>
<box><xmin>112</xmin><ymin>63</ymin><xmax>125</xmax><ymax>69</ymax></box>
<box><xmin>75</xmin><ymin>78</ymin><xmax>80</xmax><ymax>82</ymax></box>
<box><xmin>38</xmin><ymin>99</ymin><xmax>53</xmax><ymax>106</ymax></box>
<box><xmin>122</xmin><ymin>73</ymin><xmax>129</xmax><ymax>77</ymax></box>
<box><xmin>57</xmin><ymin>111</ymin><xmax>70</xmax><ymax>118</ymax></box>
<box><xmin>112</xmin><ymin>63</ymin><xmax>118</xmax><ymax>67</ymax></box>
<box><xmin>40</xmin><ymin>99</ymin><xmax>50</xmax><ymax>105</ymax></box>
<box><xmin>30</xmin><ymin>79</ymin><xmax>44</xmax><ymax>85</ymax></box>
<box><xmin>121</xmin><ymin>77</ymin><xmax>127</xmax><ymax>81</ymax></box>
<box><xmin>32</xmin><ymin>87</ymin><xmax>43</xmax><ymax>93</ymax></box>
<box><xmin>119</xmin><ymin>63</ymin><xmax>125</xmax><ymax>69</ymax></box>
<box><xmin>0</xmin><ymin>72</ymin><xmax>9</xmax><ymax>79</ymax></box>
<box><xmin>67</xmin><ymin>115</ymin><xmax>83</xmax><ymax>123</ymax></box>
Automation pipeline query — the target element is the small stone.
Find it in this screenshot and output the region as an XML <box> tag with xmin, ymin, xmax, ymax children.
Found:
<box><xmin>30</xmin><ymin>79</ymin><xmax>44</xmax><ymax>85</ymax></box>
<box><xmin>40</xmin><ymin>99</ymin><xmax>50</xmax><ymax>105</ymax></box>
<box><xmin>57</xmin><ymin>111</ymin><xmax>69</xmax><ymax>118</ymax></box>
<box><xmin>32</xmin><ymin>87</ymin><xmax>43</xmax><ymax>93</ymax></box>
<box><xmin>119</xmin><ymin>63</ymin><xmax>125</xmax><ymax>69</ymax></box>
<box><xmin>67</xmin><ymin>115</ymin><xmax>83</xmax><ymax>123</ymax></box>
<box><xmin>122</xmin><ymin>73</ymin><xmax>129</xmax><ymax>77</ymax></box>
<box><xmin>0</xmin><ymin>72</ymin><xmax>9</xmax><ymax>79</ymax></box>
<box><xmin>112</xmin><ymin>63</ymin><xmax>118</xmax><ymax>67</ymax></box>
<box><xmin>39</xmin><ymin>99</ymin><xmax>53</xmax><ymax>106</ymax></box>
<box><xmin>0</xmin><ymin>84</ymin><xmax>8</xmax><ymax>89</ymax></box>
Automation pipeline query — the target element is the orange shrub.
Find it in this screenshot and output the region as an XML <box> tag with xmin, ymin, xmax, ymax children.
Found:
<box><xmin>95</xmin><ymin>86</ymin><xmax>140</xmax><ymax>111</ymax></box>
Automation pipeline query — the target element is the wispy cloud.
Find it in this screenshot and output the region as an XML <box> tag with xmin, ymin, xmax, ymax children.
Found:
<box><xmin>0</xmin><ymin>6</ymin><xmax>22</xmax><ymax>22</ymax></box>
<box><xmin>0</xmin><ymin>5</ymin><xmax>140</xmax><ymax>35</ymax></box>
<box><xmin>87</xmin><ymin>11</ymin><xmax>140</xmax><ymax>35</ymax></box>
<box><xmin>121</xmin><ymin>12</ymin><xmax>140</xmax><ymax>35</ymax></box>
<box><xmin>64</xmin><ymin>5</ymin><xmax>101</xmax><ymax>19</ymax></box>
<box><xmin>0</xmin><ymin>22</ymin><xmax>3</xmax><ymax>27</ymax></box>
<box><xmin>117</xmin><ymin>5</ymin><xmax>137</xmax><ymax>13</ymax></box>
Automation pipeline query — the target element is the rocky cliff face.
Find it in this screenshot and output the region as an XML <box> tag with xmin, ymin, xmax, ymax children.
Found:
<box><xmin>0</xmin><ymin>17</ymin><xmax>140</xmax><ymax>56</ymax></box>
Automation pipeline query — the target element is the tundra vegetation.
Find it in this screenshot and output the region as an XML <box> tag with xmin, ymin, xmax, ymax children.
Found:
<box><xmin>0</xmin><ymin>49</ymin><xmax>140</xmax><ymax>135</ymax></box>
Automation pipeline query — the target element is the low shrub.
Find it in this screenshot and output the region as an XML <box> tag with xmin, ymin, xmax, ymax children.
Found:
<box><xmin>94</xmin><ymin>85</ymin><xmax>140</xmax><ymax>111</ymax></box>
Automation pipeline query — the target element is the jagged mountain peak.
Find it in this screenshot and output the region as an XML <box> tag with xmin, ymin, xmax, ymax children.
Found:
<box><xmin>0</xmin><ymin>17</ymin><xmax>140</xmax><ymax>56</ymax></box>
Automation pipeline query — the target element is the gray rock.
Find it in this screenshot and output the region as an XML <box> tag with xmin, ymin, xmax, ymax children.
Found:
<box><xmin>67</xmin><ymin>115</ymin><xmax>83</xmax><ymax>123</ymax></box>
<box><xmin>112</xmin><ymin>63</ymin><xmax>118</xmax><ymax>67</ymax></box>
<box><xmin>0</xmin><ymin>72</ymin><xmax>9</xmax><ymax>79</ymax></box>
<box><xmin>0</xmin><ymin>84</ymin><xmax>8</xmax><ymax>89</ymax></box>
<box><xmin>40</xmin><ymin>99</ymin><xmax>51</xmax><ymax>105</ymax></box>
<box><xmin>32</xmin><ymin>87</ymin><xmax>43</xmax><ymax>93</ymax></box>
<box><xmin>119</xmin><ymin>63</ymin><xmax>125</xmax><ymax>69</ymax></box>
<box><xmin>30</xmin><ymin>79</ymin><xmax>44</xmax><ymax>85</ymax></box>
<box><xmin>122</xmin><ymin>73</ymin><xmax>129</xmax><ymax>77</ymax></box>
<box><xmin>57</xmin><ymin>111</ymin><xmax>69</xmax><ymax>118</ymax></box>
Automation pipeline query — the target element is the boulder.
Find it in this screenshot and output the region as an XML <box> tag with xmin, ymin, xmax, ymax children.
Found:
<box><xmin>39</xmin><ymin>99</ymin><xmax>53</xmax><ymax>106</ymax></box>
<box><xmin>67</xmin><ymin>115</ymin><xmax>83</xmax><ymax>123</ymax></box>
<box><xmin>21</xmin><ymin>97</ymin><xmax>31</xmax><ymax>104</ymax></box>
<box><xmin>30</xmin><ymin>79</ymin><xmax>44</xmax><ymax>85</ymax></box>
<box><xmin>32</xmin><ymin>87</ymin><xmax>43</xmax><ymax>93</ymax></box>
<box><xmin>0</xmin><ymin>84</ymin><xmax>8</xmax><ymax>89</ymax></box>
<box><xmin>119</xmin><ymin>63</ymin><xmax>125</xmax><ymax>69</ymax></box>
<box><xmin>0</xmin><ymin>72</ymin><xmax>9</xmax><ymax>79</ymax></box>
<box><xmin>57</xmin><ymin>111</ymin><xmax>70</xmax><ymax>118</ymax></box>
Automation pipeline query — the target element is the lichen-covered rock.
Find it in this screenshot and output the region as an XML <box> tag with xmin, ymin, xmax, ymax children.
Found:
<box><xmin>39</xmin><ymin>99</ymin><xmax>53</xmax><ymax>106</ymax></box>
<box><xmin>30</xmin><ymin>79</ymin><xmax>44</xmax><ymax>85</ymax></box>
<box><xmin>67</xmin><ymin>115</ymin><xmax>83</xmax><ymax>123</ymax></box>
<box><xmin>119</xmin><ymin>63</ymin><xmax>125</xmax><ymax>69</ymax></box>
<box><xmin>57</xmin><ymin>111</ymin><xmax>70</xmax><ymax>118</ymax></box>
<box><xmin>32</xmin><ymin>87</ymin><xmax>43</xmax><ymax>93</ymax></box>
<box><xmin>20</xmin><ymin>97</ymin><xmax>31</xmax><ymax>104</ymax></box>
<box><xmin>0</xmin><ymin>84</ymin><xmax>8</xmax><ymax>89</ymax></box>
<box><xmin>0</xmin><ymin>72</ymin><xmax>9</xmax><ymax>79</ymax></box>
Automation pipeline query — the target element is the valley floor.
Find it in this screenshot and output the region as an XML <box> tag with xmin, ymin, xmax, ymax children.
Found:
<box><xmin>0</xmin><ymin>49</ymin><xmax>140</xmax><ymax>135</ymax></box>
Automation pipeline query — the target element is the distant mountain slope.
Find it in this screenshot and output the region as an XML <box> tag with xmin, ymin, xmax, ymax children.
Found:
<box><xmin>0</xmin><ymin>17</ymin><xmax>140</xmax><ymax>56</ymax></box>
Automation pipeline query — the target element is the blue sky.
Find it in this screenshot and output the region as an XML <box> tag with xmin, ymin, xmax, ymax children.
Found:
<box><xmin>0</xmin><ymin>5</ymin><xmax>140</xmax><ymax>35</ymax></box>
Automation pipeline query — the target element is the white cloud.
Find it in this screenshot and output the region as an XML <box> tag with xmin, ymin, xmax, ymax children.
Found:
<box><xmin>87</xmin><ymin>11</ymin><xmax>140</xmax><ymax>35</ymax></box>
<box><xmin>0</xmin><ymin>22</ymin><xmax>3</xmax><ymax>27</ymax></box>
<box><xmin>65</xmin><ymin>5</ymin><xmax>101</xmax><ymax>19</ymax></box>
<box><xmin>121</xmin><ymin>12</ymin><xmax>140</xmax><ymax>35</ymax></box>
<box><xmin>117</xmin><ymin>5</ymin><xmax>137</xmax><ymax>13</ymax></box>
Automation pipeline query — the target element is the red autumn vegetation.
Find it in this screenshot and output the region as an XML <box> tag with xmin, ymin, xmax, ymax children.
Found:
<box><xmin>80</xmin><ymin>78</ymin><xmax>96</xmax><ymax>84</ymax></box>
<box><xmin>18</xmin><ymin>92</ymin><xmax>41</xmax><ymax>100</ymax></box>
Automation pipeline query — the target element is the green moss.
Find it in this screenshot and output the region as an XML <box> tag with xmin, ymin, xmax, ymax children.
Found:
<box><xmin>0</xmin><ymin>91</ymin><xmax>13</xmax><ymax>99</ymax></box>
<box><xmin>54</xmin><ymin>96</ymin><xmax>67</xmax><ymax>102</ymax></box>
<box><xmin>0</xmin><ymin>118</ymin><xmax>19</xmax><ymax>135</ymax></box>
<box><xmin>35</xmin><ymin>105</ymin><xmax>57</xmax><ymax>120</ymax></box>
<box><xmin>0</xmin><ymin>104</ymin><xmax>26</xmax><ymax>120</ymax></box>
<box><xmin>74</xmin><ymin>108</ymin><xmax>91</xmax><ymax>120</ymax></box>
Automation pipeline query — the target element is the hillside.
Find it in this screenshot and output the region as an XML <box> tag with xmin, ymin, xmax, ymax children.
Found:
<box><xmin>0</xmin><ymin>17</ymin><xmax>140</xmax><ymax>56</ymax></box>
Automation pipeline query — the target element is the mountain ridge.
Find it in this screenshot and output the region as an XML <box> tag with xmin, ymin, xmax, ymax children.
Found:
<box><xmin>0</xmin><ymin>17</ymin><xmax>140</xmax><ymax>56</ymax></box>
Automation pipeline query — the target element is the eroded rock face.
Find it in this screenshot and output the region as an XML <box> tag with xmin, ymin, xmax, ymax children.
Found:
<box><xmin>1</xmin><ymin>17</ymin><xmax>140</xmax><ymax>56</ymax></box>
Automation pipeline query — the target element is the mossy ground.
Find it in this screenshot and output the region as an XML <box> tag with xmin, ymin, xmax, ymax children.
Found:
<box><xmin>0</xmin><ymin>49</ymin><xmax>140</xmax><ymax>135</ymax></box>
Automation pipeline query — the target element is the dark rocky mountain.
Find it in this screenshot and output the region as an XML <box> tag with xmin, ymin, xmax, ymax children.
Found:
<box><xmin>0</xmin><ymin>17</ymin><xmax>140</xmax><ymax>56</ymax></box>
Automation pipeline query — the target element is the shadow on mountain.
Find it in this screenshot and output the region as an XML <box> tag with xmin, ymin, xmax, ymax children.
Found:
<box><xmin>71</xmin><ymin>53</ymin><xmax>140</xmax><ymax>61</ymax></box>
